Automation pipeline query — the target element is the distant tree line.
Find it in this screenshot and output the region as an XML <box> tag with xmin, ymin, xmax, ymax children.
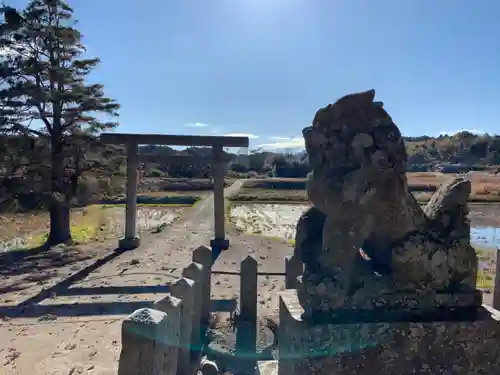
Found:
<box><xmin>138</xmin><ymin>131</ymin><xmax>500</xmax><ymax>178</ymax></box>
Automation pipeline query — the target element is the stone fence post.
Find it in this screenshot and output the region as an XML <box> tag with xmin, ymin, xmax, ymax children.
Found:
<box><xmin>236</xmin><ymin>255</ymin><xmax>258</xmax><ymax>357</ymax></box>
<box><xmin>170</xmin><ymin>277</ymin><xmax>195</xmax><ymax>375</ymax></box>
<box><xmin>152</xmin><ymin>294</ymin><xmax>182</xmax><ymax>349</ymax></box>
<box><xmin>285</xmin><ymin>255</ymin><xmax>303</xmax><ymax>290</ymax></box>
<box><xmin>182</xmin><ymin>262</ymin><xmax>204</xmax><ymax>354</ymax></box>
<box><xmin>117</xmin><ymin>308</ymin><xmax>178</xmax><ymax>375</ymax></box>
<box><xmin>192</xmin><ymin>245</ymin><xmax>213</xmax><ymax>325</ymax></box>
<box><xmin>493</xmin><ymin>249</ymin><xmax>500</xmax><ymax>310</ymax></box>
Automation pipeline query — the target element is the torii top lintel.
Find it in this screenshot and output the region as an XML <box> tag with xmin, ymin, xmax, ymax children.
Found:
<box><xmin>100</xmin><ymin>133</ymin><xmax>249</xmax><ymax>148</ymax></box>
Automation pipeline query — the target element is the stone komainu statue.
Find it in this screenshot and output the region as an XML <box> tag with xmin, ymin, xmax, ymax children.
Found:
<box><xmin>294</xmin><ymin>89</ymin><xmax>478</xmax><ymax>318</ymax></box>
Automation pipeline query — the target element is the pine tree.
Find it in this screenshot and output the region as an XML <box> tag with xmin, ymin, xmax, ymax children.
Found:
<box><xmin>0</xmin><ymin>0</ymin><xmax>120</xmax><ymax>246</ymax></box>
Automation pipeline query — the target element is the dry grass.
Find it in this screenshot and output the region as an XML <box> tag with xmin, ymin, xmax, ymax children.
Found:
<box><xmin>0</xmin><ymin>206</ymin><xmax>106</xmax><ymax>250</ymax></box>
<box><xmin>139</xmin><ymin>177</ymin><xmax>237</xmax><ymax>193</ymax></box>
<box><xmin>234</xmin><ymin>173</ymin><xmax>500</xmax><ymax>203</ymax></box>
<box><xmin>409</xmin><ymin>171</ymin><xmax>500</xmax><ymax>192</ymax></box>
<box><xmin>0</xmin><ymin>177</ymin><xmax>222</xmax><ymax>251</ymax></box>
<box><xmin>0</xmin><ymin>205</ymin><xmax>186</xmax><ymax>251</ymax></box>
<box><xmin>139</xmin><ymin>190</ymin><xmax>210</xmax><ymax>197</ymax></box>
<box><xmin>230</xmin><ymin>188</ymin><xmax>307</xmax><ymax>203</ymax></box>
<box><xmin>476</xmin><ymin>246</ymin><xmax>496</xmax><ymax>291</ymax></box>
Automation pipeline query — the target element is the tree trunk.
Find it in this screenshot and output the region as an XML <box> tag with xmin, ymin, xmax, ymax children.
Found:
<box><xmin>46</xmin><ymin>199</ymin><xmax>71</xmax><ymax>246</ymax></box>
<box><xmin>46</xmin><ymin>138</ymin><xmax>73</xmax><ymax>247</ymax></box>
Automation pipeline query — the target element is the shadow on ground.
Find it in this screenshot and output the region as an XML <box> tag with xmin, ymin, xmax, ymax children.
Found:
<box><xmin>0</xmin><ymin>297</ymin><xmax>236</xmax><ymax>319</ymax></box>
<box><xmin>0</xmin><ymin>244</ymin><xmax>237</xmax><ymax>320</ymax></box>
<box><xmin>0</xmin><ymin>245</ymin><xmax>90</xmax><ymax>273</ymax></box>
<box><xmin>0</xmin><ymin>245</ymin><xmax>97</xmax><ymax>296</ymax></box>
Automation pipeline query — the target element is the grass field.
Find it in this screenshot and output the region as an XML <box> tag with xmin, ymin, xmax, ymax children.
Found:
<box><xmin>229</xmin><ymin>173</ymin><xmax>500</xmax><ymax>291</ymax></box>
<box><xmin>230</xmin><ymin>172</ymin><xmax>500</xmax><ymax>203</ymax></box>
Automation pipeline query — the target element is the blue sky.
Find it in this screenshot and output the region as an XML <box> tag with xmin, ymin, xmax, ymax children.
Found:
<box><xmin>9</xmin><ymin>0</ymin><xmax>500</xmax><ymax>150</ymax></box>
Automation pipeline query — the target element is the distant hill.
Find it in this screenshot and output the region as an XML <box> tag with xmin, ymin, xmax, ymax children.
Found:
<box><xmin>403</xmin><ymin>132</ymin><xmax>500</xmax><ymax>171</ymax></box>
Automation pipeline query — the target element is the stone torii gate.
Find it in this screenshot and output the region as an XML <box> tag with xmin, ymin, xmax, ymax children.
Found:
<box><xmin>100</xmin><ymin>133</ymin><xmax>249</xmax><ymax>250</ymax></box>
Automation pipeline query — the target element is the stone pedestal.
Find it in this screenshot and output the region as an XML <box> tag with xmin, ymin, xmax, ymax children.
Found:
<box><xmin>210</xmin><ymin>237</ymin><xmax>230</xmax><ymax>251</ymax></box>
<box><xmin>277</xmin><ymin>289</ymin><xmax>500</xmax><ymax>375</ymax></box>
<box><xmin>119</xmin><ymin>236</ymin><xmax>141</xmax><ymax>250</ymax></box>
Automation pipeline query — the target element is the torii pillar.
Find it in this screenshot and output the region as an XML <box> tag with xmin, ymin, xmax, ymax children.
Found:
<box><xmin>211</xmin><ymin>145</ymin><xmax>228</xmax><ymax>250</ymax></box>
<box><xmin>123</xmin><ymin>142</ymin><xmax>140</xmax><ymax>249</ymax></box>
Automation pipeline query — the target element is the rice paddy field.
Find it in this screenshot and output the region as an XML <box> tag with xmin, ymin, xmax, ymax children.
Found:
<box><xmin>1</xmin><ymin>174</ymin><xmax>498</xmax><ymax>292</ymax></box>
<box><xmin>227</xmin><ymin>172</ymin><xmax>500</xmax><ymax>292</ymax></box>
<box><xmin>0</xmin><ymin>204</ymin><xmax>188</xmax><ymax>252</ymax></box>
<box><xmin>0</xmin><ymin>177</ymin><xmax>222</xmax><ymax>252</ymax></box>
<box><xmin>228</xmin><ymin>202</ymin><xmax>498</xmax><ymax>291</ymax></box>
<box><xmin>230</xmin><ymin>172</ymin><xmax>500</xmax><ymax>203</ymax></box>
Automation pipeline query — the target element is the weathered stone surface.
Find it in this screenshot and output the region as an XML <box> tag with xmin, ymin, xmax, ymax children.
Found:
<box><xmin>258</xmin><ymin>360</ymin><xmax>278</xmax><ymax>375</ymax></box>
<box><xmin>420</xmin><ymin>178</ymin><xmax>478</xmax><ymax>289</ymax></box>
<box><xmin>278</xmin><ymin>290</ymin><xmax>500</xmax><ymax>375</ymax></box>
<box><xmin>192</xmin><ymin>245</ymin><xmax>213</xmax><ymax>324</ymax></box>
<box><xmin>199</xmin><ymin>356</ymin><xmax>220</xmax><ymax>375</ymax></box>
<box><xmin>170</xmin><ymin>277</ymin><xmax>195</xmax><ymax>374</ymax></box>
<box><xmin>152</xmin><ymin>294</ymin><xmax>182</xmax><ymax>351</ymax></box>
<box><xmin>296</xmin><ymin>276</ymin><xmax>483</xmax><ymax>321</ymax></box>
<box><xmin>376</xmin><ymin>177</ymin><xmax>474</xmax><ymax>288</ymax></box>
<box><xmin>296</xmin><ymin>89</ymin><xmax>479</xmax><ymax>317</ymax></box>
<box><xmin>293</xmin><ymin>206</ymin><xmax>325</xmax><ymax>274</ymax></box>
<box><xmin>118</xmin><ymin>308</ymin><xmax>178</xmax><ymax>375</ymax></box>
<box><xmin>236</xmin><ymin>255</ymin><xmax>258</xmax><ymax>357</ymax></box>
<box><xmin>182</xmin><ymin>262</ymin><xmax>204</xmax><ymax>353</ymax></box>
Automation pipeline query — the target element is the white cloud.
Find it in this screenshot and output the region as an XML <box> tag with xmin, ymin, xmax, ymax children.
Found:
<box><xmin>438</xmin><ymin>129</ymin><xmax>486</xmax><ymax>136</ymax></box>
<box><xmin>224</xmin><ymin>133</ymin><xmax>259</xmax><ymax>139</ymax></box>
<box><xmin>257</xmin><ymin>137</ymin><xmax>305</xmax><ymax>150</ymax></box>
<box><xmin>269</xmin><ymin>136</ymin><xmax>294</xmax><ymax>141</ymax></box>
<box><xmin>185</xmin><ymin>122</ymin><xmax>210</xmax><ymax>128</ymax></box>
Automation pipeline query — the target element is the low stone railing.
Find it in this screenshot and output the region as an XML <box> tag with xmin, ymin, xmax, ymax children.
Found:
<box><xmin>117</xmin><ymin>247</ymin><xmax>269</xmax><ymax>374</ymax></box>
<box><xmin>493</xmin><ymin>249</ymin><xmax>500</xmax><ymax>310</ymax></box>
<box><xmin>117</xmin><ymin>245</ymin><xmax>213</xmax><ymax>375</ymax></box>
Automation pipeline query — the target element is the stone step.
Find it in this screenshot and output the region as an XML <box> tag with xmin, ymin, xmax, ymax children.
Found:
<box><xmin>257</xmin><ymin>360</ymin><xmax>278</xmax><ymax>375</ymax></box>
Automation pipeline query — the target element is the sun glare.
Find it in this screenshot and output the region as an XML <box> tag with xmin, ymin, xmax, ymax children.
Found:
<box><xmin>236</xmin><ymin>0</ymin><xmax>306</xmax><ymax>17</ymax></box>
<box><xmin>242</xmin><ymin>0</ymin><xmax>284</xmax><ymax>11</ymax></box>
